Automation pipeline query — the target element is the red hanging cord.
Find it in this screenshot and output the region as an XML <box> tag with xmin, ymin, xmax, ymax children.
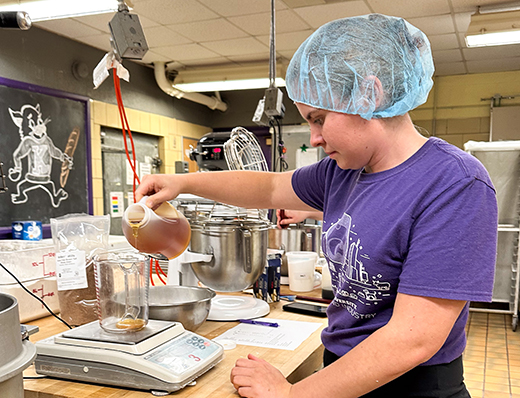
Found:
<box><xmin>155</xmin><ymin>260</ymin><xmax>166</xmax><ymax>285</ymax></box>
<box><xmin>155</xmin><ymin>259</ymin><xmax>168</xmax><ymax>279</ymax></box>
<box><xmin>114</xmin><ymin>68</ymin><xmax>168</xmax><ymax>286</ymax></box>
<box><xmin>149</xmin><ymin>258</ymin><xmax>155</xmax><ymax>286</ymax></box>
<box><xmin>113</xmin><ymin>69</ymin><xmax>140</xmax><ymax>201</ymax></box>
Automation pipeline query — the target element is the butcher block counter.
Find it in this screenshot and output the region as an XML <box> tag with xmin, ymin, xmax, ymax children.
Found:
<box><xmin>23</xmin><ymin>288</ymin><xmax>328</xmax><ymax>398</ymax></box>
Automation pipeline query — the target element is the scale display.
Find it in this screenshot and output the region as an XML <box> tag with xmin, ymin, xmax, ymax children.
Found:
<box><xmin>34</xmin><ymin>320</ymin><xmax>224</xmax><ymax>396</ymax></box>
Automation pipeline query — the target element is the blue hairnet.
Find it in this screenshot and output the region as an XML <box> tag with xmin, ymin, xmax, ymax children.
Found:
<box><xmin>285</xmin><ymin>14</ymin><xmax>434</xmax><ymax>120</ymax></box>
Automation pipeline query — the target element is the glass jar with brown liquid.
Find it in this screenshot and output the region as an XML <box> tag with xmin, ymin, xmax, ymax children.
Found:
<box><xmin>93</xmin><ymin>251</ymin><xmax>149</xmax><ymax>333</ymax></box>
<box><xmin>122</xmin><ymin>197</ymin><xmax>191</xmax><ymax>260</ymax></box>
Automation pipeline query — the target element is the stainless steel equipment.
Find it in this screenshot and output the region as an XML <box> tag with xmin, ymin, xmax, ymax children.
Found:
<box><xmin>268</xmin><ymin>224</ymin><xmax>322</xmax><ymax>276</ymax></box>
<box><xmin>148</xmin><ymin>285</ymin><xmax>215</xmax><ymax>331</ymax></box>
<box><xmin>35</xmin><ymin>320</ymin><xmax>223</xmax><ymax>395</ymax></box>
<box><xmin>0</xmin><ymin>293</ymin><xmax>37</xmax><ymax>398</ymax></box>
<box><xmin>224</xmin><ymin>126</ymin><xmax>269</xmax><ymax>173</ymax></box>
<box><xmin>190</xmin><ymin>217</ymin><xmax>269</xmax><ymax>292</ymax></box>
<box><xmin>465</xmin><ymin>140</ymin><xmax>520</xmax><ymax>331</ymax></box>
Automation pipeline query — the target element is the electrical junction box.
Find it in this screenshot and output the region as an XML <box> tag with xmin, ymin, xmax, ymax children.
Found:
<box><xmin>109</xmin><ymin>12</ymin><xmax>148</xmax><ymax>60</ymax></box>
<box><xmin>264</xmin><ymin>87</ymin><xmax>285</xmax><ymax>118</ymax></box>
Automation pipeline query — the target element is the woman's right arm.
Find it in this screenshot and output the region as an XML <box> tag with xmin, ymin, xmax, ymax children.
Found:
<box><xmin>135</xmin><ymin>170</ymin><xmax>316</xmax><ymax>212</ymax></box>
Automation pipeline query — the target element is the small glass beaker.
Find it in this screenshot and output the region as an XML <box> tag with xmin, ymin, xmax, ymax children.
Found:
<box><xmin>93</xmin><ymin>251</ymin><xmax>150</xmax><ymax>333</ymax></box>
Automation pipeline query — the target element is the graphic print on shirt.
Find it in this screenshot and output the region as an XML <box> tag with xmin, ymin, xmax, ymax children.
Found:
<box><xmin>7</xmin><ymin>104</ymin><xmax>75</xmax><ymax>208</ymax></box>
<box><xmin>324</xmin><ymin>212</ymin><xmax>391</xmax><ymax>319</ymax></box>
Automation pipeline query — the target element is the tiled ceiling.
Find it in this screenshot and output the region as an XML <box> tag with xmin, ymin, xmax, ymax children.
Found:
<box><xmin>7</xmin><ymin>0</ymin><xmax>520</xmax><ymax>77</ymax></box>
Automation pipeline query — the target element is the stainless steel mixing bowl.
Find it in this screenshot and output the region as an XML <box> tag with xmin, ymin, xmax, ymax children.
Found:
<box><xmin>148</xmin><ymin>285</ymin><xmax>215</xmax><ymax>331</ymax></box>
<box><xmin>189</xmin><ymin>220</ymin><xmax>269</xmax><ymax>292</ymax></box>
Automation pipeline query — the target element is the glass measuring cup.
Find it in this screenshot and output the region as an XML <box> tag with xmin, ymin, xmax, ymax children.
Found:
<box><xmin>93</xmin><ymin>251</ymin><xmax>149</xmax><ymax>333</ymax></box>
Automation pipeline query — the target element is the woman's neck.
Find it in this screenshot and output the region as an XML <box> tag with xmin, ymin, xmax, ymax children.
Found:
<box><xmin>364</xmin><ymin>114</ymin><xmax>428</xmax><ymax>173</ymax></box>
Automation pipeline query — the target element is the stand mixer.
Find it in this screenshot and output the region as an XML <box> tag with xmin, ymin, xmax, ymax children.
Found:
<box><xmin>169</xmin><ymin>127</ymin><xmax>273</xmax><ymax>321</ymax></box>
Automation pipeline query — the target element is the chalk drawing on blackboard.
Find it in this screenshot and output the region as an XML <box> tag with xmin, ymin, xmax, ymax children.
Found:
<box><xmin>7</xmin><ymin>103</ymin><xmax>74</xmax><ymax>208</ymax></box>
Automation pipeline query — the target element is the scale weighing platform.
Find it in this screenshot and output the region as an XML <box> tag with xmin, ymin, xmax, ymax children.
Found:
<box><xmin>34</xmin><ymin>320</ymin><xmax>224</xmax><ymax>396</ymax></box>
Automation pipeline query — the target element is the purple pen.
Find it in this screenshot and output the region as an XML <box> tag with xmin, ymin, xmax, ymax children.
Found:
<box><xmin>238</xmin><ymin>319</ymin><xmax>279</xmax><ymax>328</ymax></box>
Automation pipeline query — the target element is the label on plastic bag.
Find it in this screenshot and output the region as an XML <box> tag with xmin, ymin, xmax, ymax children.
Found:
<box><xmin>56</xmin><ymin>250</ymin><xmax>88</xmax><ymax>291</ymax></box>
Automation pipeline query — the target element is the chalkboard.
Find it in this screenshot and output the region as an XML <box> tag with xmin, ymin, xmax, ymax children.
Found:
<box><xmin>0</xmin><ymin>77</ymin><xmax>92</xmax><ymax>238</ymax></box>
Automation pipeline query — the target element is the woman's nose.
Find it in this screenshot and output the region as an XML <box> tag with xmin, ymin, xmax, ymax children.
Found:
<box><xmin>309</xmin><ymin>128</ymin><xmax>324</xmax><ymax>147</ymax></box>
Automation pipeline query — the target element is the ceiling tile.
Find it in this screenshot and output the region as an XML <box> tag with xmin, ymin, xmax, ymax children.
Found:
<box><xmin>256</xmin><ymin>30</ymin><xmax>313</xmax><ymax>51</ymax></box>
<box><xmin>200</xmin><ymin>37</ymin><xmax>268</xmax><ymax>57</ymax></box>
<box><xmin>293</xmin><ymin>1</ymin><xmax>371</xmax><ymax>28</ymax></box>
<box><xmin>145</xmin><ymin>25</ymin><xmax>193</xmax><ymax>48</ymax></box>
<box><xmin>428</xmin><ymin>33</ymin><xmax>460</xmax><ymax>51</ymax></box>
<box><xmin>229</xmin><ymin>9</ymin><xmax>311</xmax><ymax>36</ymax></box>
<box><xmin>367</xmin><ymin>0</ymin><xmax>450</xmax><ymax>18</ymax></box>
<box><xmin>433</xmin><ymin>49</ymin><xmax>463</xmax><ymax>63</ymax></box>
<box><xmin>466</xmin><ymin>57</ymin><xmax>520</xmax><ymax>73</ymax></box>
<box><xmin>450</xmin><ymin>0</ymin><xmax>511</xmax><ymax>13</ymax></box>
<box><xmin>7</xmin><ymin>0</ymin><xmax>518</xmax><ymax>76</ymax></box>
<box><xmin>174</xmin><ymin>56</ymin><xmax>233</xmax><ymax>67</ymax></box>
<box><xmin>462</xmin><ymin>44</ymin><xmax>520</xmax><ymax>61</ymax></box>
<box><xmin>139</xmin><ymin>50</ymin><xmax>172</xmax><ymax>65</ymax></box>
<box><xmin>198</xmin><ymin>0</ymin><xmax>288</xmax><ymax>17</ymax></box>
<box><xmin>284</xmin><ymin>0</ymin><xmax>325</xmax><ymax>7</ymax></box>
<box><xmin>407</xmin><ymin>14</ymin><xmax>455</xmax><ymax>35</ymax></box>
<box><xmin>153</xmin><ymin>43</ymin><xmax>221</xmax><ymax>61</ymax></box>
<box><xmin>453</xmin><ymin>12</ymin><xmax>471</xmax><ymax>33</ymax></box>
<box><xmin>75</xmin><ymin>35</ymin><xmax>113</xmax><ymax>53</ymax></box>
<box><xmin>73</xmin><ymin>13</ymin><xmax>113</xmax><ymax>34</ymax></box>
<box><xmin>277</xmin><ymin>50</ymin><xmax>298</xmax><ymax>61</ymax></box>
<box><xmin>167</xmin><ymin>18</ymin><xmax>249</xmax><ymax>42</ymax></box>
<box><xmin>132</xmin><ymin>0</ymin><xmax>218</xmax><ymax>25</ymax></box>
<box><xmin>35</xmin><ymin>19</ymin><xmax>102</xmax><ymax>38</ymax></box>
<box><xmin>226</xmin><ymin>54</ymin><xmax>270</xmax><ymax>64</ymax></box>
<box><xmin>434</xmin><ymin>62</ymin><xmax>467</xmax><ymax>76</ymax></box>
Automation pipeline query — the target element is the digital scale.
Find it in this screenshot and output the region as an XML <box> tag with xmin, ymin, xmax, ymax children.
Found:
<box><xmin>34</xmin><ymin>320</ymin><xmax>224</xmax><ymax>396</ymax></box>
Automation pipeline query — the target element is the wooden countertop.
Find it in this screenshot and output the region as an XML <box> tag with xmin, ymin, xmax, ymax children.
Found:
<box><xmin>23</xmin><ymin>287</ymin><xmax>328</xmax><ymax>398</ymax></box>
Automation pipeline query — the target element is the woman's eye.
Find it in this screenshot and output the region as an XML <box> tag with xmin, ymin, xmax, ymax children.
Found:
<box><xmin>313</xmin><ymin>118</ymin><xmax>323</xmax><ymax>126</ymax></box>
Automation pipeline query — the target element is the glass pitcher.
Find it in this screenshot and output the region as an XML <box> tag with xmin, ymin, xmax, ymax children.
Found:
<box><xmin>93</xmin><ymin>251</ymin><xmax>149</xmax><ymax>333</ymax></box>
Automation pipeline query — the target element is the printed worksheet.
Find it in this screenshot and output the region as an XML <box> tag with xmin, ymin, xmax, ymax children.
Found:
<box><xmin>214</xmin><ymin>318</ymin><xmax>322</xmax><ymax>351</ymax></box>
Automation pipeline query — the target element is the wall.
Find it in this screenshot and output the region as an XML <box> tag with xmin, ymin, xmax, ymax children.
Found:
<box><xmin>0</xmin><ymin>27</ymin><xmax>213</xmax><ymax>218</ymax></box>
<box><xmin>90</xmin><ymin>101</ymin><xmax>211</xmax><ymax>216</ymax></box>
<box><xmin>411</xmin><ymin>70</ymin><xmax>520</xmax><ymax>148</ymax></box>
<box><xmin>0</xmin><ymin>26</ymin><xmax>215</xmax><ymax>125</ymax></box>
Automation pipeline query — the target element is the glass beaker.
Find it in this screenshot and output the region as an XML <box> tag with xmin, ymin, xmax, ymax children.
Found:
<box><xmin>93</xmin><ymin>251</ymin><xmax>150</xmax><ymax>333</ymax></box>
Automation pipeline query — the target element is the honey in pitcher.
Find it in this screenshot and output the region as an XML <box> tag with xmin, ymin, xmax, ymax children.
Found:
<box><xmin>122</xmin><ymin>200</ymin><xmax>191</xmax><ymax>259</ymax></box>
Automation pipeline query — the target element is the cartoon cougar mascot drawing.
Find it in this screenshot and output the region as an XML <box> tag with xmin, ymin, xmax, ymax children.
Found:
<box><xmin>8</xmin><ymin>104</ymin><xmax>74</xmax><ymax>208</ymax></box>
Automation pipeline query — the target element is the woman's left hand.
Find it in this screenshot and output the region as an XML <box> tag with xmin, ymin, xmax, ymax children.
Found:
<box><xmin>230</xmin><ymin>354</ymin><xmax>292</xmax><ymax>398</ymax></box>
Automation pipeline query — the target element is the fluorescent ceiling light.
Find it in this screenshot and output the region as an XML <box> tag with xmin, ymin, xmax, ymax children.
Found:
<box><xmin>0</xmin><ymin>0</ymin><xmax>120</xmax><ymax>22</ymax></box>
<box><xmin>175</xmin><ymin>78</ymin><xmax>286</xmax><ymax>93</ymax></box>
<box><xmin>171</xmin><ymin>63</ymin><xmax>287</xmax><ymax>92</ymax></box>
<box><xmin>465</xmin><ymin>10</ymin><xmax>520</xmax><ymax>47</ymax></box>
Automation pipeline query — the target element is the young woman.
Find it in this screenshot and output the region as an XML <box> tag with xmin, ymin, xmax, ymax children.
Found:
<box><xmin>136</xmin><ymin>14</ymin><xmax>497</xmax><ymax>398</ymax></box>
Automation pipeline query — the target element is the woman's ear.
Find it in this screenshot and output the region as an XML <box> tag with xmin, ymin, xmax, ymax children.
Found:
<box><xmin>362</xmin><ymin>75</ymin><xmax>384</xmax><ymax>109</ymax></box>
<box><xmin>353</xmin><ymin>75</ymin><xmax>385</xmax><ymax>117</ymax></box>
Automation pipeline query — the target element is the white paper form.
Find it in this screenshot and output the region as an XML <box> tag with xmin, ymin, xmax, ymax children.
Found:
<box><xmin>214</xmin><ymin>318</ymin><xmax>322</xmax><ymax>351</ymax></box>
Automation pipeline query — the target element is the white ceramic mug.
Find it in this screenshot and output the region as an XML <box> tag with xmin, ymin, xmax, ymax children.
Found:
<box><xmin>286</xmin><ymin>251</ymin><xmax>319</xmax><ymax>292</ymax></box>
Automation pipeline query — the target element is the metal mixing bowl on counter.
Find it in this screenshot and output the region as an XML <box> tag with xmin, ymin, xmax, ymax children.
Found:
<box><xmin>148</xmin><ymin>285</ymin><xmax>216</xmax><ymax>331</ymax></box>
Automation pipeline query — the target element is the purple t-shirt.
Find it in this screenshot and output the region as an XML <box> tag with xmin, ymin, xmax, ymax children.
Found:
<box><xmin>292</xmin><ymin>137</ymin><xmax>497</xmax><ymax>365</ymax></box>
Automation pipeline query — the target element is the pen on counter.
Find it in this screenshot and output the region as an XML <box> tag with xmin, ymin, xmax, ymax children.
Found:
<box><xmin>239</xmin><ymin>319</ymin><xmax>279</xmax><ymax>328</ymax></box>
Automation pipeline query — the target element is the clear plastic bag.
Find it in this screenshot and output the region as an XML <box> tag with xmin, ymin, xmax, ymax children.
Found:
<box><xmin>50</xmin><ymin>214</ymin><xmax>110</xmax><ymax>326</ymax></box>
